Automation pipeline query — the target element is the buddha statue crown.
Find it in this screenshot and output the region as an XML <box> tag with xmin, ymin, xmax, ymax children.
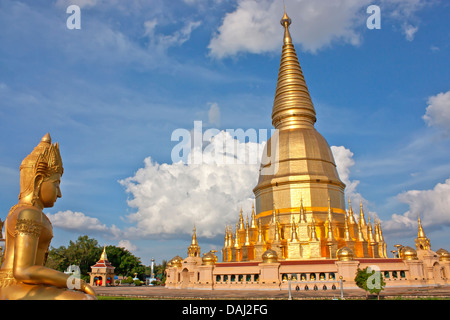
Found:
<box><xmin>18</xmin><ymin>133</ymin><xmax>63</xmax><ymax>202</ymax></box>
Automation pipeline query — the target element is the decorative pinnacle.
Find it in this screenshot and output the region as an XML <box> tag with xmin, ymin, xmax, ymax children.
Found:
<box><xmin>42</xmin><ymin>132</ymin><xmax>52</xmax><ymax>143</ymax></box>
<box><xmin>280</xmin><ymin>11</ymin><xmax>292</xmax><ymax>45</ymax></box>
<box><xmin>280</xmin><ymin>11</ymin><xmax>292</xmax><ymax>27</ymax></box>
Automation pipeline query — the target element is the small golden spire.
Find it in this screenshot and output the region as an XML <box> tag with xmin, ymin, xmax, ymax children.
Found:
<box><xmin>327</xmin><ymin>197</ymin><xmax>333</xmax><ymax>223</ymax></box>
<box><xmin>191</xmin><ymin>225</ymin><xmax>198</xmax><ymax>246</ymax></box>
<box><xmin>274</xmin><ymin>220</ymin><xmax>281</xmax><ymax>241</ymax></box>
<box><xmin>359</xmin><ymin>201</ymin><xmax>367</xmax><ymax>227</ymax></box>
<box><xmin>374</xmin><ymin>218</ymin><xmax>381</xmax><ymax>242</ymax></box>
<box><xmin>310</xmin><ymin>217</ymin><xmax>318</xmax><ymax>241</ymax></box>
<box><xmin>228</xmin><ymin>225</ymin><xmax>234</xmax><ymax>247</ymax></box>
<box><xmin>224</xmin><ymin>226</ymin><xmax>229</xmax><ymax>248</ymax></box>
<box><xmin>251</xmin><ymin>203</ymin><xmax>257</xmax><ymax>228</ymax></box>
<box><xmin>272</xmin><ymin>202</ymin><xmax>277</xmax><ymax>224</ymax></box>
<box><xmin>290</xmin><ymin>218</ymin><xmax>299</xmax><ymax>242</ymax></box>
<box><xmin>326</xmin><ymin>218</ymin><xmax>334</xmax><ymax>242</ymax></box>
<box><xmin>244</xmin><ymin>217</ymin><xmax>251</xmax><ymax>246</ymax></box>
<box><xmin>100</xmin><ymin>245</ymin><xmax>108</xmax><ymax>261</ymax></box>
<box><xmin>239</xmin><ymin>208</ymin><xmax>245</xmax><ymax>230</ymax></box>
<box><xmin>299</xmin><ymin>197</ymin><xmax>306</xmax><ymax>223</ymax></box>
<box><xmin>234</xmin><ymin>223</ymin><xmax>240</xmax><ymax>248</ymax></box>
<box><xmin>257</xmin><ymin>219</ymin><xmax>265</xmax><ymax>244</ymax></box>
<box><xmin>348</xmin><ymin>198</ymin><xmax>356</xmax><ymax>224</ymax></box>
<box><xmin>357</xmin><ymin>219</ymin><xmax>365</xmax><ymax>242</ymax></box>
<box><xmin>188</xmin><ymin>225</ymin><xmax>201</xmax><ymax>257</ymax></box>
<box><xmin>378</xmin><ymin>219</ymin><xmax>385</xmax><ymax>242</ymax></box>
<box><xmin>417</xmin><ymin>215</ymin><xmax>427</xmax><ymax>239</ymax></box>
<box><xmin>344</xmin><ymin>213</ymin><xmax>352</xmax><ymax>242</ymax></box>
<box><xmin>367</xmin><ymin>215</ymin><xmax>376</xmax><ymax>244</ymax></box>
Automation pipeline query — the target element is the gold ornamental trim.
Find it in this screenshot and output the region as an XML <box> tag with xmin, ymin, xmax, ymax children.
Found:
<box><xmin>0</xmin><ymin>269</ymin><xmax>18</xmax><ymax>288</ymax></box>
<box><xmin>15</xmin><ymin>218</ymin><xmax>43</xmax><ymax>238</ymax></box>
<box><xmin>256</xmin><ymin>206</ymin><xmax>346</xmax><ymax>219</ymax></box>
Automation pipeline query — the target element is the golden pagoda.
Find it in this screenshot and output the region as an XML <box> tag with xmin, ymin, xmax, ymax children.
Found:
<box><xmin>222</xmin><ymin>11</ymin><xmax>387</xmax><ymax>261</ymax></box>
<box><xmin>166</xmin><ymin>10</ymin><xmax>449</xmax><ymax>291</ymax></box>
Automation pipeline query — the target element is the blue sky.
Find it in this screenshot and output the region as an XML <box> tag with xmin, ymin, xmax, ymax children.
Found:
<box><xmin>0</xmin><ymin>0</ymin><xmax>449</xmax><ymax>265</ymax></box>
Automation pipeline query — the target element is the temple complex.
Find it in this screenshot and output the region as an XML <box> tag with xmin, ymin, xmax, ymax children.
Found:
<box><xmin>165</xmin><ymin>12</ymin><xmax>450</xmax><ymax>290</ymax></box>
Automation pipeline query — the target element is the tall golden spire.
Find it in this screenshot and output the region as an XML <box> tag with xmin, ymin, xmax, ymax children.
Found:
<box><xmin>100</xmin><ymin>246</ymin><xmax>108</xmax><ymax>261</ymax></box>
<box><xmin>250</xmin><ymin>203</ymin><xmax>257</xmax><ymax>228</ymax></box>
<box><xmin>187</xmin><ymin>225</ymin><xmax>201</xmax><ymax>257</ymax></box>
<box><xmin>348</xmin><ymin>198</ymin><xmax>356</xmax><ymax>224</ymax></box>
<box><xmin>415</xmin><ymin>214</ymin><xmax>431</xmax><ymax>250</ymax></box>
<box><xmin>299</xmin><ymin>197</ymin><xmax>306</xmax><ymax>223</ymax></box>
<box><xmin>359</xmin><ymin>201</ymin><xmax>367</xmax><ymax>227</ymax></box>
<box><xmin>272</xmin><ymin>11</ymin><xmax>316</xmax><ymax>130</ymax></box>
<box><xmin>417</xmin><ymin>215</ymin><xmax>427</xmax><ymax>239</ymax></box>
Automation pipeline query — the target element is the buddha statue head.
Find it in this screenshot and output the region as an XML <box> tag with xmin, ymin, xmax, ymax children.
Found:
<box><xmin>18</xmin><ymin>133</ymin><xmax>63</xmax><ymax>208</ymax></box>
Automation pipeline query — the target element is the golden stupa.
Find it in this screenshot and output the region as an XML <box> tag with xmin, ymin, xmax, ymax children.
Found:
<box><xmin>222</xmin><ymin>12</ymin><xmax>387</xmax><ymax>262</ymax></box>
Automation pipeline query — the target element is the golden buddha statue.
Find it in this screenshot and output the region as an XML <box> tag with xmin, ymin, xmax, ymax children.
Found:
<box><xmin>0</xmin><ymin>133</ymin><xmax>96</xmax><ymax>300</ymax></box>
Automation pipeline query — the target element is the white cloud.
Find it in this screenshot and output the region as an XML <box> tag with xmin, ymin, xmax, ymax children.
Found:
<box><xmin>423</xmin><ymin>91</ymin><xmax>450</xmax><ymax>132</ymax></box>
<box><xmin>144</xmin><ymin>19</ymin><xmax>202</xmax><ymax>54</ymax></box>
<box><xmin>118</xmin><ymin>240</ymin><xmax>137</xmax><ymax>252</ymax></box>
<box><xmin>119</xmin><ymin>130</ymin><xmax>264</xmax><ymax>239</ymax></box>
<box><xmin>55</xmin><ymin>0</ymin><xmax>99</xmax><ymax>9</ymax></box>
<box><xmin>383</xmin><ymin>178</ymin><xmax>450</xmax><ymax>236</ymax></box>
<box><xmin>208</xmin><ymin>0</ymin><xmax>433</xmax><ymax>58</ymax></box>
<box><xmin>47</xmin><ymin>210</ymin><xmax>122</xmax><ymax>237</ymax></box>
<box><xmin>208</xmin><ymin>102</ymin><xmax>221</xmax><ymax>127</ymax></box>
<box><xmin>331</xmin><ymin>146</ymin><xmax>370</xmax><ymax>210</ymax></box>
<box><xmin>119</xmin><ymin>126</ymin><xmax>371</xmax><ymax>239</ymax></box>
<box><xmin>208</xmin><ymin>0</ymin><xmax>369</xmax><ymax>58</ymax></box>
<box><xmin>403</xmin><ymin>23</ymin><xmax>419</xmax><ymax>41</ymax></box>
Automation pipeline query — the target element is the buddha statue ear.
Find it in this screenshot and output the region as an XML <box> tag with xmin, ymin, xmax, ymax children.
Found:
<box><xmin>32</xmin><ymin>173</ymin><xmax>45</xmax><ymax>205</ymax></box>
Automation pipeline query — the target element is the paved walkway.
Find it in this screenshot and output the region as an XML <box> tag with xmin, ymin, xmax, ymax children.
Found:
<box><xmin>94</xmin><ymin>285</ymin><xmax>450</xmax><ymax>300</ymax></box>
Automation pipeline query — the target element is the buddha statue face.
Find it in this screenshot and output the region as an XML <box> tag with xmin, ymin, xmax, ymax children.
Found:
<box><xmin>38</xmin><ymin>173</ymin><xmax>62</xmax><ymax>208</ymax></box>
<box><xmin>18</xmin><ymin>133</ymin><xmax>63</xmax><ymax>208</ymax></box>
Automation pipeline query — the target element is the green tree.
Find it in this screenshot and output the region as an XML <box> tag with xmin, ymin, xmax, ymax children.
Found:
<box><xmin>46</xmin><ymin>235</ymin><xmax>102</xmax><ymax>281</ymax></box>
<box><xmin>46</xmin><ymin>235</ymin><xmax>146</xmax><ymax>281</ymax></box>
<box><xmin>354</xmin><ymin>266</ymin><xmax>386</xmax><ymax>300</ymax></box>
<box><xmin>101</xmin><ymin>245</ymin><xmax>146</xmax><ymax>279</ymax></box>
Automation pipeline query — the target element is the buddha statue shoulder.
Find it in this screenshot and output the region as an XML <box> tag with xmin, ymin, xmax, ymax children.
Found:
<box><xmin>0</xmin><ymin>133</ymin><xmax>96</xmax><ymax>300</ymax></box>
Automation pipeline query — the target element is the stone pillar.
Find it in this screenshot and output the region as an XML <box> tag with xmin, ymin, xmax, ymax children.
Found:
<box><xmin>335</xmin><ymin>260</ymin><xmax>359</xmax><ymax>286</ymax></box>
<box><xmin>258</xmin><ymin>262</ymin><xmax>281</xmax><ymax>289</ymax></box>
<box><xmin>197</xmin><ymin>265</ymin><xmax>214</xmax><ymax>289</ymax></box>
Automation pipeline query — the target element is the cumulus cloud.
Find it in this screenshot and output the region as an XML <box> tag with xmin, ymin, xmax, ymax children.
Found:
<box><xmin>383</xmin><ymin>178</ymin><xmax>450</xmax><ymax>236</ymax></box>
<box><xmin>118</xmin><ymin>240</ymin><xmax>137</xmax><ymax>252</ymax></box>
<box><xmin>423</xmin><ymin>91</ymin><xmax>450</xmax><ymax>133</ymax></box>
<box><xmin>208</xmin><ymin>0</ymin><xmax>432</xmax><ymax>58</ymax></box>
<box><xmin>403</xmin><ymin>23</ymin><xmax>419</xmax><ymax>41</ymax></box>
<box><xmin>331</xmin><ymin>146</ymin><xmax>370</xmax><ymax>210</ymax></box>
<box><xmin>119</xmin><ymin>125</ymin><xmax>372</xmax><ymax>239</ymax></box>
<box><xmin>119</xmin><ymin>130</ymin><xmax>265</xmax><ymax>239</ymax></box>
<box><xmin>47</xmin><ymin>210</ymin><xmax>122</xmax><ymax>238</ymax></box>
<box><xmin>208</xmin><ymin>0</ymin><xmax>368</xmax><ymax>58</ymax></box>
<box><xmin>144</xmin><ymin>19</ymin><xmax>202</xmax><ymax>54</ymax></box>
<box><xmin>208</xmin><ymin>102</ymin><xmax>221</xmax><ymax>127</ymax></box>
